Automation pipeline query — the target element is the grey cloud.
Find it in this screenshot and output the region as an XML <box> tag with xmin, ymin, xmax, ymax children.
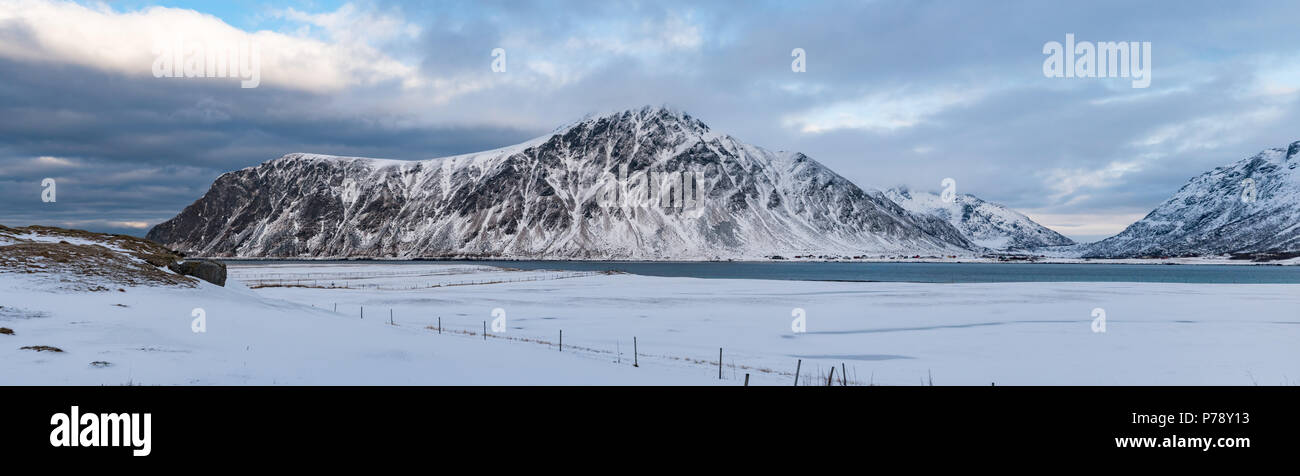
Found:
<box><xmin>4</xmin><ymin>0</ymin><xmax>1300</xmax><ymax>242</ymax></box>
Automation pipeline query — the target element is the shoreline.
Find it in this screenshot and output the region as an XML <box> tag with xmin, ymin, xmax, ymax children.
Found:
<box><xmin>206</xmin><ymin>256</ymin><xmax>1300</xmax><ymax>266</ymax></box>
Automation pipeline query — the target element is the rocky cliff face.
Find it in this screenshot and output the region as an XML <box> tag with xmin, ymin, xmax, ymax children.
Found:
<box><xmin>148</xmin><ymin>107</ymin><xmax>977</xmax><ymax>259</ymax></box>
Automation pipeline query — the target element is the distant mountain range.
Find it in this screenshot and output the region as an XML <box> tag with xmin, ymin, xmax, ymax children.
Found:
<box><xmin>884</xmin><ymin>188</ymin><xmax>1074</xmax><ymax>250</ymax></box>
<box><xmin>147</xmin><ymin>107</ymin><xmax>1300</xmax><ymax>260</ymax></box>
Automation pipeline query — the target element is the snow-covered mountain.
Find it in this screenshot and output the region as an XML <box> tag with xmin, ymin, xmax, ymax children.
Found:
<box><xmin>1085</xmin><ymin>141</ymin><xmax>1300</xmax><ymax>258</ymax></box>
<box><xmin>148</xmin><ymin>107</ymin><xmax>977</xmax><ymax>259</ymax></box>
<box><xmin>883</xmin><ymin>187</ymin><xmax>1074</xmax><ymax>250</ymax></box>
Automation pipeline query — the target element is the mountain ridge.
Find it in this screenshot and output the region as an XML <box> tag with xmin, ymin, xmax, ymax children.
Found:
<box><xmin>1083</xmin><ymin>140</ymin><xmax>1300</xmax><ymax>258</ymax></box>
<box><xmin>147</xmin><ymin>107</ymin><xmax>979</xmax><ymax>259</ymax></box>
<box><xmin>883</xmin><ymin>187</ymin><xmax>1075</xmax><ymax>250</ymax></box>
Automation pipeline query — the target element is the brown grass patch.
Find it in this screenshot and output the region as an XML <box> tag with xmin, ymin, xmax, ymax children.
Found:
<box><xmin>0</xmin><ymin>224</ymin><xmax>196</xmax><ymax>289</ymax></box>
<box><xmin>20</xmin><ymin>345</ymin><xmax>63</xmax><ymax>352</ymax></box>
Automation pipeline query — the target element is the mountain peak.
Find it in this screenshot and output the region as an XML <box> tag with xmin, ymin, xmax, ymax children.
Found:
<box><xmin>564</xmin><ymin>105</ymin><xmax>711</xmax><ymax>135</ymax></box>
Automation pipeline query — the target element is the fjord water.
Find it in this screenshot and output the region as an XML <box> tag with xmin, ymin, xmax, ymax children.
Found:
<box><xmin>235</xmin><ymin>260</ymin><xmax>1300</xmax><ymax>284</ymax></box>
<box><xmin>472</xmin><ymin>261</ymin><xmax>1300</xmax><ymax>283</ymax></box>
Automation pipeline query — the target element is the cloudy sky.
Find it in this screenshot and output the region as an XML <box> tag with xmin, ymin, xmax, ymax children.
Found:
<box><xmin>1</xmin><ymin>0</ymin><xmax>1298</xmax><ymax>242</ymax></box>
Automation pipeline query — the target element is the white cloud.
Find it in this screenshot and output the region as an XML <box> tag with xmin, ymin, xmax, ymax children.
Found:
<box><xmin>276</xmin><ymin>3</ymin><xmax>421</xmax><ymax>44</ymax></box>
<box><xmin>0</xmin><ymin>0</ymin><xmax>423</xmax><ymax>92</ymax></box>
<box><xmin>561</xmin><ymin>11</ymin><xmax>704</xmax><ymax>59</ymax></box>
<box><xmin>57</xmin><ymin>219</ymin><xmax>151</xmax><ymax>230</ymax></box>
<box><xmin>32</xmin><ymin>156</ymin><xmax>77</xmax><ymax>167</ymax></box>
<box><xmin>782</xmin><ymin>87</ymin><xmax>985</xmax><ymax>134</ymax></box>
<box><xmin>1041</xmin><ymin>160</ymin><xmax>1143</xmax><ymax>202</ymax></box>
<box><xmin>1130</xmin><ymin>106</ymin><xmax>1284</xmax><ymax>153</ymax></box>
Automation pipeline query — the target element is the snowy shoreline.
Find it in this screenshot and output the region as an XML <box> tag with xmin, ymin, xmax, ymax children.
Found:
<box><xmin>202</xmin><ymin>256</ymin><xmax>1300</xmax><ymax>266</ymax></box>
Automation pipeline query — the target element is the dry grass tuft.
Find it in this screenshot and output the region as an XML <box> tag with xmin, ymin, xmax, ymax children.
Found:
<box><xmin>20</xmin><ymin>345</ymin><xmax>63</xmax><ymax>352</ymax></box>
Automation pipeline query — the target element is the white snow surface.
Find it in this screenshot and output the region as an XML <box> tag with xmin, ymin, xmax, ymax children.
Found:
<box><xmin>4</xmin><ymin>262</ymin><xmax>1297</xmax><ymax>385</ymax></box>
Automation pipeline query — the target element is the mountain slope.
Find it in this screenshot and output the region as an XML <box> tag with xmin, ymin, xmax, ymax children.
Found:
<box><xmin>147</xmin><ymin>107</ymin><xmax>977</xmax><ymax>259</ymax></box>
<box><xmin>1085</xmin><ymin>141</ymin><xmax>1300</xmax><ymax>258</ymax></box>
<box><xmin>883</xmin><ymin>188</ymin><xmax>1074</xmax><ymax>250</ymax></box>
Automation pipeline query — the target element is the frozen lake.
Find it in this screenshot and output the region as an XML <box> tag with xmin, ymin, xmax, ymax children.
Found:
<box><xmin>223</xmin><ymin>262</ymin><xmax>1300</xmax><ymax>385</ymax></box>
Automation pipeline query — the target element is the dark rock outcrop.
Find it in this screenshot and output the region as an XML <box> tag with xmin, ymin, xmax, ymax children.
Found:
<box><xmin>167</xmin><ymin>259</ymin><xmax>227</xmax><ymax>286</ymax></box>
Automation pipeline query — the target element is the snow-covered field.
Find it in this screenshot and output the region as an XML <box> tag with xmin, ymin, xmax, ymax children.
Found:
<box><xmin>4</xmin><ymin>262</ymin><xmax>1298</xmax><ymax>385</ymax></box>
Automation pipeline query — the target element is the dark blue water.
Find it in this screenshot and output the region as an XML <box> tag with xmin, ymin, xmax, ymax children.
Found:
<box><xmin>469</xmin><ymin>261</ymin><xmax>1300</xmax><ymax>283</ymax></box>
<box><xmin>231</xmin><ymin>259</ymin><xmax>1300</xmax><ymax>284</ymax></box>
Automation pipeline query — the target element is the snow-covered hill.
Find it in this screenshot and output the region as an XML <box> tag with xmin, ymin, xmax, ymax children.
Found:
<box><xmin>883</xmin><ymin>187</ymin><xmax>1074</xmax><ymax>250</ymax></box>
<box><xmin>1085</xmin><ymin>141</ymin><xmax>1300</xmax><ymax>258</ymax></box>
<box><xmin>147</xmin><ymin>107</ymin><xmax>976</xmax><ymax>259</ymax></box>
